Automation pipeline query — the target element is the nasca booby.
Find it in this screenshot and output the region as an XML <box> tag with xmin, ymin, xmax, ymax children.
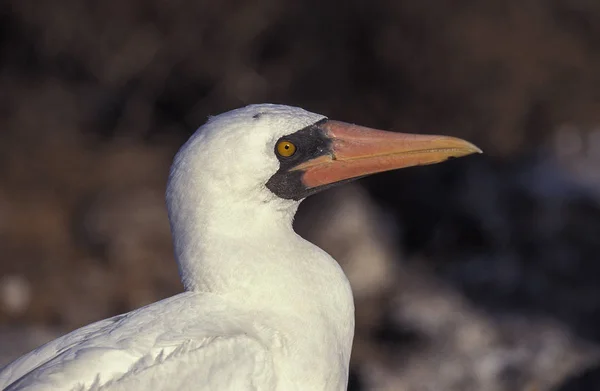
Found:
<box><xmin>0</xmin><ymin>104</ymin><xmax>481</xmax><ymax>391</ymax></box>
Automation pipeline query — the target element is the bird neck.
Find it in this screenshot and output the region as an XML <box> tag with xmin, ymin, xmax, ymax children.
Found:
<box><xmin>167</xmin><ymin>189</ymin><xmax>353</xmax><ymax>309</ymax></box>
<box><xmin>168</xmin><ymin>188</ymin><xmax>297</xmax><ymax>291</ymax></box>
<box><xmin>168</xmin><ymin>189</ymin><xmax>355</xmax><ymax>378</ymax></box>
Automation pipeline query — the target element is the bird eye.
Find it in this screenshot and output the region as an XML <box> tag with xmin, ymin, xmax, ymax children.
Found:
<box><xmin>276</xmin><ymin>140</ymin><xmax>296</xmax><ymax>157</ymax></box>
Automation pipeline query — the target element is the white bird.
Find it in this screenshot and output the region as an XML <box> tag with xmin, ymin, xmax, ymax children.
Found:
<box><xmin>0</xmin><ymin>104</ymin><xmax>480</xmax><ymax>391</ymax></box>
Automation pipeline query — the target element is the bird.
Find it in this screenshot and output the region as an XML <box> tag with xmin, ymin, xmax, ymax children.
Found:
<box><xmin>0</xmin><ymin>104</ymin><xmax>481</xmax><ymax>391</ymax></box>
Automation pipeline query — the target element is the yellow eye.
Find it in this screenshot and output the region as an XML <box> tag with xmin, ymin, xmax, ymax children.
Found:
<box><xmin>276</xmin><ymin>140</ymin><xmax>296</xmax><ymax>157</ymax></box>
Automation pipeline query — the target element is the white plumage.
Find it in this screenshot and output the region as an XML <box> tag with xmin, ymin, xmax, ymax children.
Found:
<box><xmin>0</xmin><ymin>105</ymin><xmax>355</xmax><ymax>391</ymax></box>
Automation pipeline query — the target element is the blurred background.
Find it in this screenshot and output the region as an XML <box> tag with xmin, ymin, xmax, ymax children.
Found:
<box><xmin>1</xmin><ymin>0</ymin><xmax>600</xmax><ymax>390</ymax></box>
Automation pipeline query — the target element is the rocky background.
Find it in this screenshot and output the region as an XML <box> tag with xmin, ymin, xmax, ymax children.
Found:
<box><xmin>1</xmin><ymin>0</ymin><xmax>600</xmax><ymax>390</ymax></box>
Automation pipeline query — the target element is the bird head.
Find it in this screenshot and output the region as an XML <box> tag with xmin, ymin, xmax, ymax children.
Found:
<box><xmin>167</xmin><ymin>104</ymin><xmax>481</xmax><ymax>209</ymax></box>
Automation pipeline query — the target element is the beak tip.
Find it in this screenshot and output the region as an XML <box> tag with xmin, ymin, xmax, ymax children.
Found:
<box><xmin>459</xmin><ymin>140</ymin><xmax>483</xmax><ymax>155</ymax></box>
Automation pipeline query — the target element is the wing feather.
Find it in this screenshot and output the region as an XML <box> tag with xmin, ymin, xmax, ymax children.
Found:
<box><xmin>0</xmin><ymin>293</ymin><xmax>277</xmax><ymax>391</ymax></box>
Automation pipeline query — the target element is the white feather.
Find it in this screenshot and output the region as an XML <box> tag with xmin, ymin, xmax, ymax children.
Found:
<box><xmin>0</xmin><ymin>104</ymin><xmax>355</xmax><ymax>391</ymax></box>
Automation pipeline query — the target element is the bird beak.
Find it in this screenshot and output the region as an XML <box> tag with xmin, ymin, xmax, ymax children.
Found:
<box><xmin>294</xmin><ymin>120</ymin><xmax>482</xmax><ymax>189</ymax></box>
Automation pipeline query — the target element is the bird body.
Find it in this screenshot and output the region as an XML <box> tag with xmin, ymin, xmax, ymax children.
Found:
<box><xmin>0</xmin><ymin>104</ymin><xmax>479</xmax><ymax>390</ymax></box>
<box><xmin>1</xmin><ymin>288</ymin><xmax>352</xmax><ymax>391</ymax></box>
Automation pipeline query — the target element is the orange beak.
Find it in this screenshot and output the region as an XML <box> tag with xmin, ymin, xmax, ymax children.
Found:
<box><xmin>293</xmin><ymin>120</ymin><xmax>482</xmax><ymax>189</ymax></box>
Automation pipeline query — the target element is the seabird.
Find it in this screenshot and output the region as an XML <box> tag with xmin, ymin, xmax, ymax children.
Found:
<box><xmin>0</xmin><ymin>104</ymin><xmax>481</xmax><ymax>391</ymax></box>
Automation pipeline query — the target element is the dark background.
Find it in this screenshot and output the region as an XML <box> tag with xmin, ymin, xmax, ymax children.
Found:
<box><xmin>1</xmin><ymin>1</ymin><xmax>600</xmax><ymax>390</ymax></box>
